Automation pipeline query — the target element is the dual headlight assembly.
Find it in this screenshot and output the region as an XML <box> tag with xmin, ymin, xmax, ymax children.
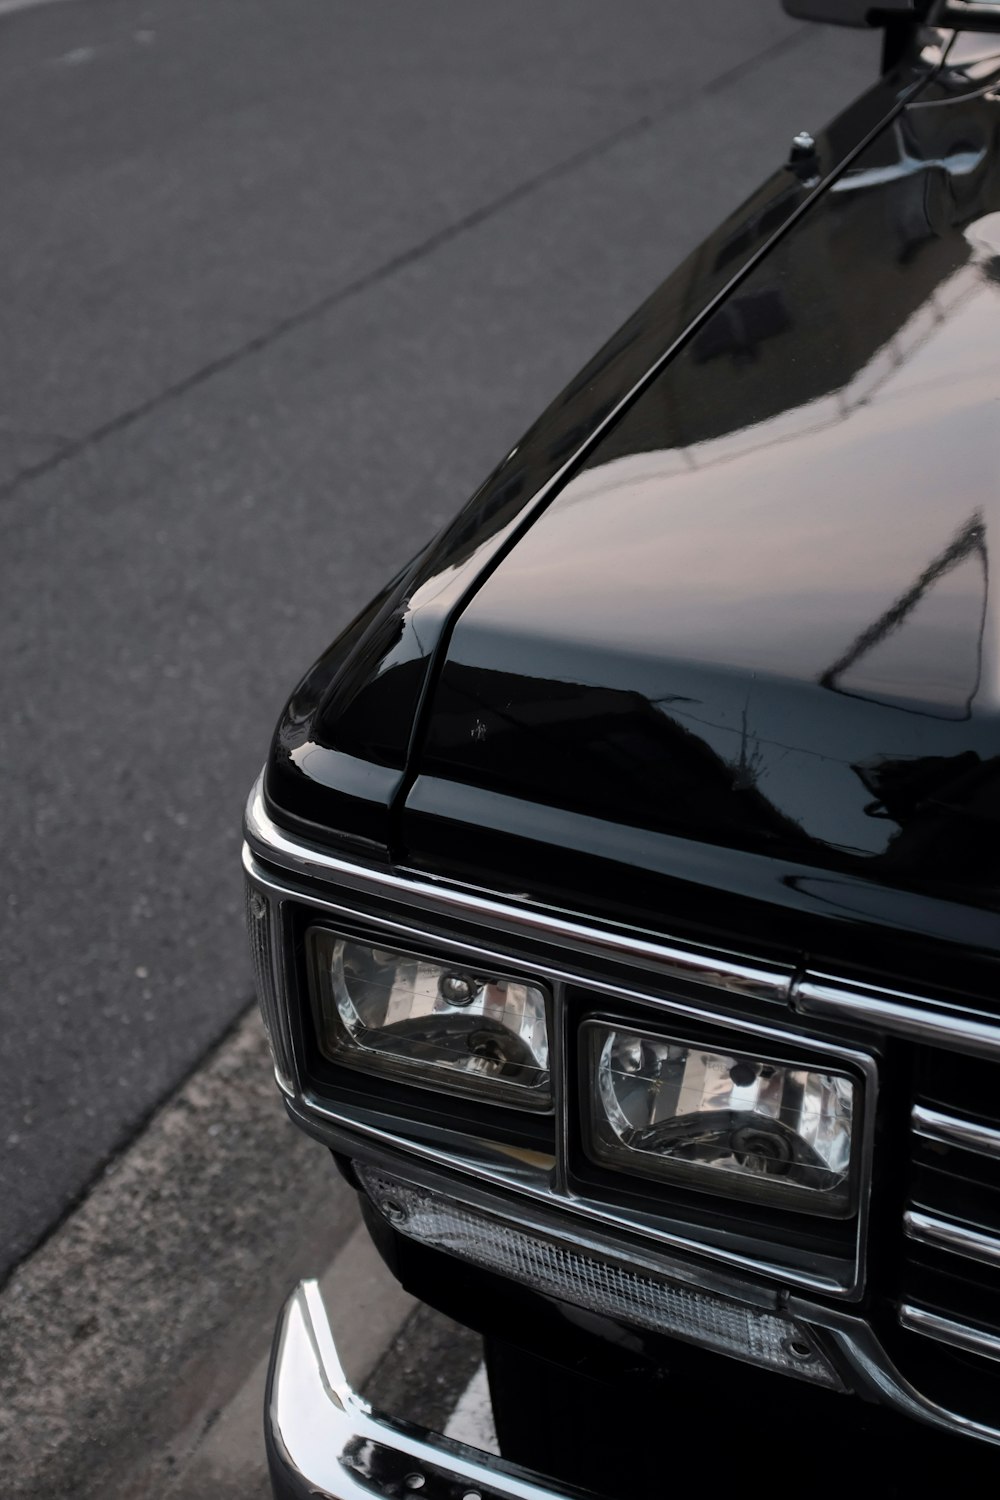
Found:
<box><xmin>306</xmin><ymin>928</ymin><xmax>858</xmax><ymax>1218</ymax></box>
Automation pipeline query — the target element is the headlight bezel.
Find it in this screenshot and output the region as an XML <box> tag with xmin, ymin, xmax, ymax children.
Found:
<box><xmin>243</xmin><ymin>821</ymin><xmax>878</xmax><ymax>1300</ymax></box>
<box><xmin>579</xmin><ymin>1015</ymin><xmax>863</xmax><ymax>1218</ymax></box>
<box><xmin>305</xmin><ymin>923</ymin><xmax>555</xmax><ymax>1113</ymax></box>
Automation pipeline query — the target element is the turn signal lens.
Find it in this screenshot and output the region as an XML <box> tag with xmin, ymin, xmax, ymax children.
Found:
<box><xmin>244</xmin><ymin>881</ymin><xmax>295</xmax><ymax>1096</ymax></box>
<box><xmin>307</xmin><ymin>929</ymin><xmax>551</xmax><ymax>1110</ymax></box>
<box><xmin>585</xmin><ymin>1022</ymin><xmax>856</xmax><ymax>1215</ymax></box>
<box><xmin>357</xmin><ymin>1167</ymin><xmax>845</xmax><ymax>1389</ymax></box>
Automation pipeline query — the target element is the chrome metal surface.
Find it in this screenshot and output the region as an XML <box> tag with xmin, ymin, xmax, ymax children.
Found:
<box><xmin>248</xmin><ymin>805</ymin><xmax>1000</xmax><ymax>1445</ymax></box>
<box><xmin>245</xmin><ymin>833</ymin><xmax>876</xmax><ymax>1298</ymax></box>
<box><xmin>788</xmin><ymin>128</ymin><xmax>819</xmax><ymax>183</ymax></box>
<box><xmin>899</xmin><ymin>1304</ymin><xmax>1000</xmax><ymax>1363</ymax></box>
<box><xmin>269</xmin><ymin>1267</ymin><xmax>1000</xmax><ymax>1477</ymax></box>
<box><xmin>794</xmin><ymin>975</ymin><xmax>1000</xmax><ymax>1062</ymax></box>
<box><xmin>358</xmin><ymin>1167</ymin><xmax>844</xmax><ymax>1387</ymax></box>
<box><xmin>912</xmin><ymin>1102</ymin><xmax>1000</xmax><ymax>1159</ymax></box>
<box><xmin>817</xmin><ymin>1320</ymin><xmax>1000</xmax><ymax>1447</ymax></box>
<box><xmin>267</xmin><ymin>1280</ymin><xmax>586</xmax><ymax>1500</ymax></box>
<box><xmin>790</xmin><ymin>129</ymin><xmax>816</xmax><ymax>158</ymax></box>
<box><xmin>246</xmin><ymin>775</ymin><xmax>791</xmax><ymax>1005</ymax></box>
<box><xmin>348</xmin><ymin>1142</ymin><xmax>782</xmax><ymax>1308</ymax></box>
<box><xmin>244</xmin><ymin>877</ymin><xmax>297</xmax><ymax>1097</ymax></box>
<box><xmin>904</xmin><ymin>1209</ymin><xmax>1000</xmax><ymax>1271</ymax></box>
<box><xmin>292</xmin><ymin>1093</ymin><xmax>862</xmax><ymax>1295</ymax></box>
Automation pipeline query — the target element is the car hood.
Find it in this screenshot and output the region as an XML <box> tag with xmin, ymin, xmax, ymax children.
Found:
<box><xmin>403</xmin><ymin>82</ymin><xmax>1000</xmax><ymax>967</ymax></box>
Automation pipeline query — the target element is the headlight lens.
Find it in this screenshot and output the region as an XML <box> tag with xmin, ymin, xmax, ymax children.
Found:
<box><xmin>585</xmin><ymin>1022</ymin><xmax>856</xmax><ymax>1216</ymax></box>
<box><xmin>307</xmin><ymin>928</ymin><xmax>551</xmax><ymax>1110</ymax></box>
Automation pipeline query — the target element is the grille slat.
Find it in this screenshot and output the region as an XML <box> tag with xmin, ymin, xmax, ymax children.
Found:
<box><xmin>903</xmin><ymin>1058</ymin><xmax>1000</xmax><ymax>1362</ymax></box>
<box><xmin>912</xmin><ymin>1104</ymin><xmax>1000</xmax><ymax>1160</ymax></box>
<box><xmin>900</xmin><ymin>1305</ymin><xmax>1000</xmax><ymax>1364</ymax></box>
<box><xmin>910</xmin><ymin>1161</ymin><xmax>1000</xmax><ymax>1240</ymax></box>
<box><xmin>905</xmin><ymin>1209</ymin><xmax>1000</xmax><ymax>1272</ymax></box>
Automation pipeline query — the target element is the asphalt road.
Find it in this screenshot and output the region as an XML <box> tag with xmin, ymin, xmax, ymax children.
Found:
<box><xmin>0</xmin><ymin>0</ymin><xmax>878</xmax><ymax>1279</ymax></box>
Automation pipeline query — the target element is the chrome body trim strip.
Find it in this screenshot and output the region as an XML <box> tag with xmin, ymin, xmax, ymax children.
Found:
<box><xmin>353</xmin><ymin>1144</ymin><xmax>781</xmax><ymax>1307</ymax></box>
<box><xmin>266</xmin><ymin>1230</ymin><xmax>1000</xmax><ymax>1475</ymax></box>
<box><xmin>284</xmin><ymin>1054</ymin><xmax>863</xmax><ymax>1300</ymax></box>
<box><xmin>794</xmin><ymin>975</ymin><xmax>1000</xmax><ymax>1062</ymax></box>
<box><xmin>243</xmin><ymin>838</ymin><xmax>875</xmax><ymax>1299</ymax></box>
<box><xmin>244</xmin><ymin>774</ymin><xmax>790</xmax><ymax>1005</ymax></box>
<box><xmin>816</xmin><ymin>1322</ymin><xmax>1000</xmax><ymax>1448</ymax></box>
<box><xmin>904</xmin><ymin>1210</ymin><xmax>1000</xmax><ymax>1271</ymax></box>
<box><xmin>356</xmin><ymin>1165</ymin><xmax>846</xmax><ymax>1389</ymax></box>
<box><xmin>289</xmin><ymin>1101</ymin><xmax>847</xmax><ymax>1302</ymax></box>
<box><xmin>912</xmin><ymin>1103</ymin><xmax>1000</xmax><ymax>1159</ymax></box>
<box><xmin>267</xmin><ymin>1281</ymin><xmax>1000</xmax><ymax>1482</ymax></box>
<box><xmin>267</xmin><ymin>1280</ymin><xmax>587</xmax><ymax>1500</ymax></box>
<box><xmin>249</xmin><ymin>777</ymin><xmax>1000</xmax><ymax>1060</ymax></box>
<box><xmin>899</xmin><ymin>1305</ymin><xmax>1000</xmax><ymax>1364</ymax></box>
<box><xmin>244</xmin><ymin>783</ymin><xmax>1000</xmax><ymax>1450</ymax></box>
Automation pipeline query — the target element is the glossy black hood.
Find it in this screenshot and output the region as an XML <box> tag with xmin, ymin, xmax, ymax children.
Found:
<box><xmin>401</xmin><ymin>42</ymin><xmax>1000</xmax><ymax>985</ymax></box>
<box><xmin>263</xmin><ymin>38</ymin><xmax>936</xmax><ymax>857</ymax></box>
<box><xmin>264</xmin><ymin>32</ymin><xmax>1000</xmax><ymax>994</ymax></box>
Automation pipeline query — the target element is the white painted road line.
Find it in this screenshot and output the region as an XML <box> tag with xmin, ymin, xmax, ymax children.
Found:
<box><xmin>445</xmin><ymin>1363</ymin><xmax>500</xmax><ymax>1456</ymax></box>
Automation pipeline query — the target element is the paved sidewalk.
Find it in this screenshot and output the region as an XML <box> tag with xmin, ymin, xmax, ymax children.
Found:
<box><xmin>0</xmin><ymin>1013</ymin><xmax>354</xmax><ymax>1499</ymax></box>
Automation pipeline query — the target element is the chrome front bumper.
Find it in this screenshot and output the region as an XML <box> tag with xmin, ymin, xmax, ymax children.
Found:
<box><xmin>266</xmin><ymin>1280</ymin><xmax>587</xmax><ymax>1500</ymax></box>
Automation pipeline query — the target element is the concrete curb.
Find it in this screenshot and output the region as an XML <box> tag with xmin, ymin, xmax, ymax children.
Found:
<box><xmin>163</xmin><ymin>1221</ymin><xmax>417</xmax><ymax>1500</ymax></box>
<box><xmin>0</xmin><ymin>1011</ymin><xmax>372</xmax><ymax>1499</ymax></box>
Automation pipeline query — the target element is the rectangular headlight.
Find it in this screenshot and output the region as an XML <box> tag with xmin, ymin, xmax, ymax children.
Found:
<box><xmin>584</xmin><ymin>1021</ymin><xmax>857</xmax><ymax>1216</ymax></box>
<box><xmin>307</xmin><ymin>928</ymin><xmax>551</xmax><ymax>1110</ymax></box>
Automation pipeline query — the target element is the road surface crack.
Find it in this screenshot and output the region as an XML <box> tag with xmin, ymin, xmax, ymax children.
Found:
<box><xmin>0</xmin><ymin>23</ymin><xmax>809</xmax><ymax>503</ymax></box>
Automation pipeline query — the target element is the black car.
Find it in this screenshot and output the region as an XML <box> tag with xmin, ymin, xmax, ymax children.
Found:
<box><xmin>245</xmin><ymin>5</ymin><xmax>1000</xmax><ymax>1495</ymax></box>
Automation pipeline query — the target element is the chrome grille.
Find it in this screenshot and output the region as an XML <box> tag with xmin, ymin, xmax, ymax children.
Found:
<box><xmin>901</xmin><ymin>1052</ymin><xmax>1000</xmax><ymax>1363</ymax></box>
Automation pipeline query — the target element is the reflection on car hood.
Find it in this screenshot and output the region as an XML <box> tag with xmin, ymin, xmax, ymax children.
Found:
<box><xmin>411</xmin><ymin>85</ymin><xmax>1000</xmax><ymax>921</ymax></box>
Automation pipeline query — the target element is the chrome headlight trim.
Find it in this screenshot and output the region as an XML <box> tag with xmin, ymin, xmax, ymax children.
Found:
<box><xmin>580</xmin><ymin>1016</ymin><xmax>863</xmax><ymax>1218</ymax></box>
<box><xmin>245</xmin><ymin>772</ymin><xmax>792</xmax><ymax>1006</ymax></box>
<box><xmin>795</xmin><ymin>973</ymin><xmax>1000</xmax><ymax>1065</ymax></box>
<box><xmin>305</xmin><ymin>924</ymin><xmax>555</xmax><ymax>1111</ymax></box>
<box><xmin>243</xmin><ymin>819</ymin><xmax>877</xmax><ymax>1300</ymax></box>
<box><xmin>246</xmin><ymin>774</ymin><xmax>1000</xmax><ymax>1449</ymax></box>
